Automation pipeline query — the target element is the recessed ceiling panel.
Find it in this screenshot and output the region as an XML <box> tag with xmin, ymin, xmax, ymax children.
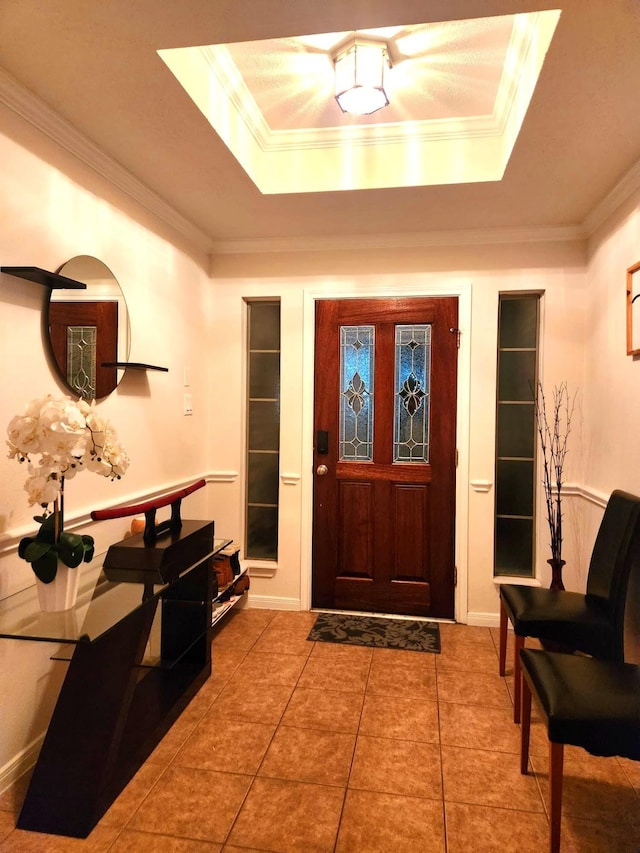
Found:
<box><xmin>158</xmin><ymin>11</ymin><xmax>560</xmax><ymax>194</ymax></box>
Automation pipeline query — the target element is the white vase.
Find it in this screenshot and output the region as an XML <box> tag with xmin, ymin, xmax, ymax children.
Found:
<box><xmin>36</xmin><ymin>564</ymin><xmax>80</xmax><ymax>612</ymax></box>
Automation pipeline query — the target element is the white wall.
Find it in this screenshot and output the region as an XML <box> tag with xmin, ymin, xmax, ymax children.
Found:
<box><xmin>210</xmin><ymin>241</ymin><xmax>587</xmax><ymax>624</ymax></box>
<box><xmin>3</xmin><ymin>85</ymin><xmax>639</xmax><ymax>794</ymax></box>
<box><xmin>0</xmin><ymin>103</ymin><xmax>213</xmax><ymax>788</ymax></box>
<box><xmin>583</xmin><ymin>189</ymin><xmax>640</xmax><ymax>663</ymax></box>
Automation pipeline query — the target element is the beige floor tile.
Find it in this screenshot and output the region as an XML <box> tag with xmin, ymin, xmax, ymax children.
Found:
<box><xmin>222</xmin><ymin>847</ymin><xmax>270</xmax><ymax>853</ymax></box>
<box><xmin>147</xmin><ymin>715</ymin><xmax>200</xmax><ymax>766</ymax></box>
<box><xmin>435</xmin><ymin>640</ymin><xmax>500</xmax><ymax>674</ymax></box>
<box><xmin>108</xmin><ymin>830</ymin><xmax>222</xmax><ymax>851</ymax></box>
<box><xmin>210</xmin><ymin>647</ymin><xmax>248</xmax><ymax>680</ymax></box>
<box><xmin>366</xmin><ymin>657</ymin><xmax>437</xmax><ymax>700</ymax></box>
<box><xmin>231</xmin><ymin>651</ymin><xmax>307</xmax><ymax>688</ymax></box>
<box><xmin>127</xmin><ymin>766</ymin><xmax>252</xmax><ymax>843</ymax></box>
<box><xmin>99</xmin><ymin>762</ymin><xmax>166</xmax><ymax>828</ymax></box>
<box><xmin>618</xmin><ymin>756</ymin><xmax>640</xmax><ymax>792</ymax></box>
<box><xmin>439</xmin><ymin>701</ymin><xmax>522</xmax><ymax>754</ymax></box>
<box><xmin>336</xmin><ymin>788</ymin><xmax>446</xmax><ymax>853</ymax></box>
<box><xmin>370</xmin><ymin>646</ymin><xmax>437</xmax><ymax>668</ymax></box>
<box><xmin>531</xmin><ymin>750</ymin><xmax>640</xmax><ymax>826</ymax></box>
<box><xmin>280</xmin><ymin>687</ymin><xmax>364</xmax><ymax>733</ymax></box>
<box><xmin>442</xmin><ymin>745</ymin><xmax>545</xmax><ymax>812</ymax></box>
<box><xmin>441</xmin><ymin>623</ymin><xmax>495</xmax><ymax>647</ymax></box>
<box><xmin>445</xmin><ymin>801</ymin><xmax>549</xmax><ymax>853</ymax></box>
<box><xmin>251</xmin><ymin>629</ymin><xmax>315</xmax><ymax>656</ymax></box>
<box><xmin>358</xmin><ymin>693</ymin><xmax>439</xmax><ymax>743</ymax></box>
<box><xmin>0</xmin><ymin>811</ymin><xmax>15</xmax><ymax>842</ymax></box>
<box><xmin>258</xmin><ymin>725</ymin><xmax>356</xmax><ymax>786</ymax></box>
<box><xmin>309</xmin><ymin>642</ymin><xmax>373</xmax><ymax>664</ymax></box>
<box><xmin>182</xmin><ymin>680</ymin><xmax>225</xmax><ymax>720</ymax></box>
<box><xmin>209</xmin><ymin>679</ymin><xmax>294</xmax><ymax>725</ymax></box>
<box><xmin>270</xmin><ymin>610</ymin><xmax>319</xmax><ymax>629</ymax></box>
<box><xmin>0</xmin><ymin>825</ymin><xmax>119</xmax><ymax>852</ymax></box>
<box><xmin>561</xmin><ymin>814</ymin><xmax>640</xmax><ymax>852</ymax></box>
<box><xmin>436</xmin><ymin>667</ymin><xmax>512</xmax><ymax>708</ymax></box>
<box><xmin>0</xmin><ymin>774</ymin><xmax>29</xmax><ymax>816</ymax></box>
<box><xmin>211</xmin><ymin>611</ymin><xmax>274</xmax><ymax>651</ymax></box>
<box><xmin>227</xmin><ymin>777</ymin><xmax>344</xmax><ymax>852</ymax></box>
<box><xmin>349</xmin><ymin>735</ymin><xmax>442</xmax><ymax>799</ymax></box>
<box><xmin>173</xmin><ymin>716</ymin><xmax>276</xmax><ymax>774</ymax></box>
<box><xmin>297</xmin><ymin>656</ymin><xmax>370</xmax><ymax>693</ymax></box>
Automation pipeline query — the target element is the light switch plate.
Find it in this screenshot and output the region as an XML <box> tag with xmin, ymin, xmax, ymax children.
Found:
<box><xmin>183</xmin><ymin>394</ymin><xmax>193</xmax><ymax>416</ymax></box>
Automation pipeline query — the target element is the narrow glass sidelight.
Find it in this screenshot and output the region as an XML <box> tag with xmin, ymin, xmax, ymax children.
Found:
<box><xmin>339</xmin><ymin>326</ymin><xmax>374</xmax><ymax>461</ymax></box>
<box><xmin>66</xmin><ymin>325</ymin><xmax>97</xmax><ymax>400</ymax></box>
<box><xmin>394</xmin><ymin>324</ymin><xmax>431</xmax><ymax>463</ymax></box>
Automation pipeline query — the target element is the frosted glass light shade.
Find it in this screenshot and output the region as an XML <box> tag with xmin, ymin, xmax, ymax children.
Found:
<box><xmin>334</xmin><ymin>40</ymin><xmax>390</xmax><ymax>116</ymax></box>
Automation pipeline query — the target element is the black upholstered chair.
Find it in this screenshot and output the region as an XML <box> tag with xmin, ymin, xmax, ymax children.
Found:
<box><xmin>499</xmin><ymin>489</ymin><xmax>640</xmax><ymax>722</ymax></box>
<box><xmin>519</xmin><ymin>648</ymin><xmax>640</xmax><ymax>853</ymax></box>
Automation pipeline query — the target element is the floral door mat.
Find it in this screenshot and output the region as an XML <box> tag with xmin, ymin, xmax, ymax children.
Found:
<box><xmin>307</xmin><ymin>612</ymin><xmax>440</xmax><ymax>653</ymax></box>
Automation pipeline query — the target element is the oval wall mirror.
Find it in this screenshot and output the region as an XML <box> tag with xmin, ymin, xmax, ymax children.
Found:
<box><xmin>46</xmin><ymin>256</ymin><xmax>131</xmax><ymax>401</ymax></box>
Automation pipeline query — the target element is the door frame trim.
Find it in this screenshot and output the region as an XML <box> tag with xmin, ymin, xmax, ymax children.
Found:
<box><xmin>301</xmin><ymin>281</ymin><xmax>472</xmax><ymax>623</ymax></box>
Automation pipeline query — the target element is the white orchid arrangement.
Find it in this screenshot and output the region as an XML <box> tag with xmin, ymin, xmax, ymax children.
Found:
<box><xmin>6</xmin><ymin>394</ymin><xmax>129</xmax><ymax>582</ymax></box>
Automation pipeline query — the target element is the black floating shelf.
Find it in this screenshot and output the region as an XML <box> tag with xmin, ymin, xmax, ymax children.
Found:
<box><xmin>1</xmin><ymin>266</ymin><xmax>86</xmax><ymax>290</ymax></box>
<box><xmin>102</xmin><ymin>362</ymin><xmax>168</xmax><ymax>372</ymax></box>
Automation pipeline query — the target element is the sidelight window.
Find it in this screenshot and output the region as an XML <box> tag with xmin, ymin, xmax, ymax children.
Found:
<box><xmin>246</xmin><ymin>301</ymin><xmax>280</xmax><ymax>560</ymax></box>
<box><xmin>494</xmin><ymin>294</ymin><xmax>540</xmax><ymax>577</ymax></box>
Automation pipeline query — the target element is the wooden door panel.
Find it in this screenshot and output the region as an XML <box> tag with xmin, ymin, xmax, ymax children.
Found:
<box><xmin>338</xmin><ymin>481</ymin><xmax>374</xmax><ymax>578</ymax></box>
<box><xmin>392</xmin><ymin>483</ymin><xmax>429</xmax><ymax>581</ymax></box>
<box><xmin>313</xmin><ymin>296</ymin><xmax>458</xmax><ymax>619</ymax></box>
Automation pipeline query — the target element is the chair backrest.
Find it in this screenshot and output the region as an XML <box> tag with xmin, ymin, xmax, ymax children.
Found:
<box><xmin>586</xmin><ymin>490</ymin><xmax>640</xmax><ymax>652</ymax></box>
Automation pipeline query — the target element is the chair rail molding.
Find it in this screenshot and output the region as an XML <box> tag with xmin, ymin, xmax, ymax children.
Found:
<box><xmin>207</xmin><ymin>471</ymin><xmax>239</xmax><ymax>483</ymax></box>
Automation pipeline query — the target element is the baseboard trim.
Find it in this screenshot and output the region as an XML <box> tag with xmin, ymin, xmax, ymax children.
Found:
<box><xmin>246</xmin><ymin>594</ymin><xmax>301</xmax><ymax>611</ymax></box>
<box><xmin>466</xmin><ymin>611</ymin><xmax>500</xmax><ymax>629</ymax></box>
<box><xmin>0</xmin><ymin>734</ymin><xmax>43</xmax><ymax>796</ymax></box>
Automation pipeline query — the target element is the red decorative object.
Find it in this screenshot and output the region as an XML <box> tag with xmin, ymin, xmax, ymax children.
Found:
<box><xmin>91</xmin><ymin>478</ymin><xmax>206</xmax><ymax>545</ymax></box>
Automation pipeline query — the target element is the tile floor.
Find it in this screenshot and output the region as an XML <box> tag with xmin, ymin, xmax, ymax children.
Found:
<box><xmin>0</xmin><ymin>609</ymin><xmax>639</xmax><ymax>852</ymax></box>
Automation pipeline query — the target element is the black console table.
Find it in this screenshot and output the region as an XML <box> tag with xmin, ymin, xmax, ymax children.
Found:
<box><xmin>0</xmin><ymin>523</ymin><xmax>230</xmax><ymax>838</ymax></box>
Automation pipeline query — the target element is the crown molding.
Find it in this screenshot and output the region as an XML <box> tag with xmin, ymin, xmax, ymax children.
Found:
<box><xmin>0</xmin><ymin>67</ymin><xmax>214</xmax><ymax>253</ymax></box>
<box><xmin>582</xmin><ymin>157</ymin><xmax>640</xmax><ymax>237</ymax></box>
<box><xmin>4</xmin><ymin>63</ymin><xmax>640</xmax><ymax>260</ymax></box>
<box><xmin>211</xmin><ymin>224</ymin><xmax>587</xmax><ymax>255</ymax></box>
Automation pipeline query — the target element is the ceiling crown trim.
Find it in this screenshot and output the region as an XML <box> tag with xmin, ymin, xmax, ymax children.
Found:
<box><xmin>3</xmin><ymin>62</ymin><xmax>640</xmax><ymax>258</ymax></box>
<box><xmin>0</xmin><ymin>67</ymin><xmax>214</xmax><ymax>252</ymax></box>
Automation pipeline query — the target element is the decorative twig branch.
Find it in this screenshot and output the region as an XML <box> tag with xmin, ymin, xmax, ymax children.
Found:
<box><xmin>535</xmin><ymin>381</ymin><xmax>576</xmax><ymax>566</ymax></box>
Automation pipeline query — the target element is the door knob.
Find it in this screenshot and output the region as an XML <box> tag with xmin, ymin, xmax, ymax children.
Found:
<box><xmin>316</xmin><ymin>464</ymin><xmax>328</xmax><ymax>476</ymax></box>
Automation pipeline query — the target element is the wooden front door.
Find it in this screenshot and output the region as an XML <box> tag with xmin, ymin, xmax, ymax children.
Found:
<box><xmin>312</xmin><ymin>297</ymin><xmax>458</xmax><ymax>619</ymax></box>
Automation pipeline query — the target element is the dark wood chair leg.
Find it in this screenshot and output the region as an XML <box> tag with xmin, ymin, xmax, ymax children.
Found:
<box><xmin>499</xmin><ymin>599</ymin><xmax>508</xmax><ymax>677</ymax></box>
<box><xmin>514</xmin><ymin>634</ymin><xmax>524</xmax><ymax>723</ymax></box>
<box><xmin>520</xmin><ymin>674</ymin><xmax>532</xmax><ymax>774</ymax></box>
<box><xmin>549</xmin><ymin>740</ymin><xmax>564</xmax><ymax>853</ymax></box>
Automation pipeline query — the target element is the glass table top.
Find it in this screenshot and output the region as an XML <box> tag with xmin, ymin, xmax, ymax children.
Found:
<box><xmin>0</xmin><ymin>537</ymin><xmax>231</xmax><ymax>644</ymax></box>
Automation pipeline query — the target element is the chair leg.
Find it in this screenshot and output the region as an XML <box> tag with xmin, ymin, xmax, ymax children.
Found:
<box><xmin>549</xmin><ymin>740</ymin><xmax>564</xmax><ymax>853</ymax></box>
<box><xmin>513</xmin><ymin>634</ymin><xmax>524</xmax><ymax>723</ymax></box>
<box><xmin>499</xmin><ymin>599</ymin><xmax>508</xmax><ymax>676</ymax></box>
<box><xmin>520</xmin><ymin>674</ymin><xmax>532</xmax><ymax>775</ymax></box>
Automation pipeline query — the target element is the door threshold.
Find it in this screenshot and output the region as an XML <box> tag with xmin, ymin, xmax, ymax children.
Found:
<box><xmin>311</xmin><ymin>608</ymin><xmax>455</xmax><ymax>624</ymax></box>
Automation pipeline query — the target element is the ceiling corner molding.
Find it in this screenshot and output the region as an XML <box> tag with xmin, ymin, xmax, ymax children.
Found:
<box><xmin>0</xmin><ymin>67</ymin><xmax>213</xmax><ymax>253</ymax></box>
<box><xmin>582</xmin><ymin>156</ymin><xmax>640</xmax><ymax>237</ymax></box>
<box><xmin>211</xmin><ymin>224</ymin><xmax>586</xmax><ymax>255</ymax></box>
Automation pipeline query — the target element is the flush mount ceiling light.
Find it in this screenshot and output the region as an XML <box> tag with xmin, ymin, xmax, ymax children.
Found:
<box><xmin>334</xmin><ymin>38</ymin><xmax>391</xmax><ymax>116</ymax></box>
